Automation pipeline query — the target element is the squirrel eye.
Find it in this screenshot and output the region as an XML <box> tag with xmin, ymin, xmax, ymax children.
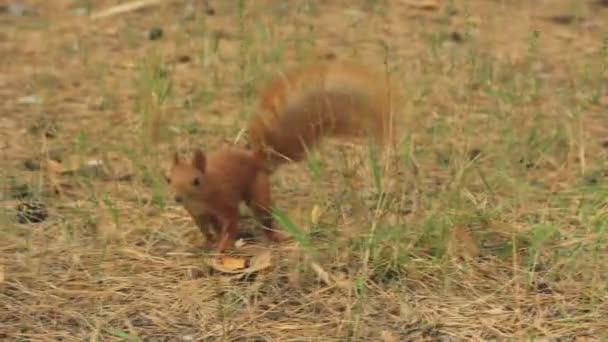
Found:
<box><xmin>192</xmin><ymin>177</ymin><xmax>200</xmax><ymax>186</ymax></box>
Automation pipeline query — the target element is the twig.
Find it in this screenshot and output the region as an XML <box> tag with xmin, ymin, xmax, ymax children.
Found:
<box><xmin>308</xmin><ymin>258</ymin><xmax>351</xmax><ymax>291</ymax></box>
<box><xmin>90</xmin><ymin>0</ymin><xmax>166</xmax><ymax>20</ymax></box>
<box><xmin>233</xmin><ymin>128</ymin><xmax>246</xmax><ymax>145</ymax></box>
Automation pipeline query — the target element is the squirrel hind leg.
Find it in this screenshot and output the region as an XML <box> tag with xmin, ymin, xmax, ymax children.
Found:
<box><xmin>193</xmin><ymin>213</ymin><xmax>220</xmax><ymax>248</ymax></box>
<box><xmin>247</xmin><ymin>172</ymin><xmax>291</xmax><ymax>243</ymax></box>
<box><xmin>213</xmin><ymin>210</ymin><xmax>240</xmax><ymax>254</ymax></box>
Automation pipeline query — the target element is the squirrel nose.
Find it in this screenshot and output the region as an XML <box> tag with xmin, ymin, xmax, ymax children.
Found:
<box><xmin>174</xmin><ymin>195</ymin><xmax>183</xmax><ymax>203</ymax></box>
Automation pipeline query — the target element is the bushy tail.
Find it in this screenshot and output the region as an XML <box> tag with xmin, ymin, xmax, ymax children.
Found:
<box><xmin>248</xmin><ymin>61</ymin><xmax>402</xmax><ymax>170</ymax></box>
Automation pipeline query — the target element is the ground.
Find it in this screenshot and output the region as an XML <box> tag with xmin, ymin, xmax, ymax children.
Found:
<box><xmin>1</xmin><ymin>0</ymin><xmax>608</xmax><ymax>341</ymax></box>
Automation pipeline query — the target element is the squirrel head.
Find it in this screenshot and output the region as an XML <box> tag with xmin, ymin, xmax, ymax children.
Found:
<box><xmin>166</xmin><ymin>149</ymin><xmax>207</xmax><ymax>204</ymax></box>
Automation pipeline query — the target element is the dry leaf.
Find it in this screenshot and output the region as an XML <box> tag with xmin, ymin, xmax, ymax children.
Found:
<box><xmin>205</xmin><ymin>256</ymin><xmax>245</xmax><ymax>274</ymax></box>
<box><xmin>44</xmin><ymin>159</ymin><xmax>64</xmax><ymax>174</ymax></box>
<box><xmin>247</xmin><ymin>249</ymin><xmax>272</xmax><ymax>273</ymax></box>
<box><xmin>234</xmin><ymin>239</ymin><xmax>246</xmax><ymax>248</ymax></box>
<box><xmin>402</xmin><ymin>0</ymin><xmax>439</xmax><ymax>10</ymax></box>
<box><xmin>44</xmin><ymin>152</ymin><xmax>135</xmax><ymax>184</ymax></box>
<box><xmin>309</xmin><ymin>260</ymin><xmax>332</xmax><ymax>285</ymax></box>
<box><xmin>311</xmin><ymin>204</ymin><xmax>323</xmax><ymax>225</ymax></box>
<box><xmin>308</xmin><ymin>259</ymin><xmax>351</xmax><ymax>290</ymax></box>
<box><xmin>0</xmin><ymin>265</ymin><xmax>4</xmax><ymax>283</ymax></box>
<box><xmin>221</xmin><ymin>255</ymin><xmax>247</xmax><ymax>270</ymax></box>
<box><xmin>205</xmin><ymin>247</ymin><xmax>273</xmax><ymax>276</ymax></box>
<box><xmin>65</xmin><ymin>156</ymin><xmax>104</xmax><ymax>174</ymax></box>
<box><xmin>44</xmin><ymin>156</ymin><xmax>104</xmax><ymax>175</ymax></box>
<box><xmin>485</xmin><ymin>307</ymin><xmax>508</xmax><ymax>315</ymax></box>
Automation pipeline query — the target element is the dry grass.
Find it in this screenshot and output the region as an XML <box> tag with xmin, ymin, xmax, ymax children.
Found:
<box><xmin>1</xmin><ymin>0</ymin><xmax>608</xmax><ymax>341</ymax></box>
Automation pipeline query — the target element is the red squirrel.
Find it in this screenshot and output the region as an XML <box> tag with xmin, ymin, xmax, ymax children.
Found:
<box><xmin>167</xmin><ymin>61</ymin><xmax>402</xmax><ymax>253</ymax></box>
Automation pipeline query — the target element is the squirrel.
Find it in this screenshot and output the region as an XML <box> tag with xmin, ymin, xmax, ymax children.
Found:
<box><xmin>167</xmin><ymin>61</ymin><xmax>402</xmax><ymax>253</ymax></box>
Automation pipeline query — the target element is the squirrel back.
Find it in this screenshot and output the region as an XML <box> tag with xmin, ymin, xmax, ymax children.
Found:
<box><xmin>247</xmin><ymin>61</ymin><xmax>402</xmax><ymax>169</ymax></box>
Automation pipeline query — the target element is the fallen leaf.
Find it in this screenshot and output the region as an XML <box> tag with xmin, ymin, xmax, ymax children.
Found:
<box><xmin>204</xmin><ymin>247</ymin><xmax>273</xmax><ymax>277</ymax></box>
<box><xmin>402</xmin><ymin>0</ymin><xmax>439</xmax><ymax>10</ymax></box>
<box><xmin>247</xmin><ymin>249</ymin><xmax>272</xmax><ymax>273</ymax></box>
<box><xmin>308</xmin><ymin>259</ymin><xmax>351</xmax><ymax>290</ymax></box>
<box><xmin>234</xmin><ymin>238</ymin><xmax>246</xmax><ymax>248</ymax></box>
<box><xmin>64</xmin><ymin>155</ymin><xmax>104</xmax><ymax>175</ymax></box>
<box><xmin>205</xmin><ymin>257</ymin><xmax>244</xmax><ymax>274</ymax></box>
<box><xmin>309</xmin><ymin>260</ymin><xmax>332</xmax><ymax>285</ymax></box>
<box><xmin>220</xmin><ymin>255</ymin><xmax>247</xmax><ymax>270</ymax></box>
<box><xmin>44</xmin><ymin>159</ymin><xmax>64</xmax><ymax>174</ymax></box>
<box><xmin>485</xmin><ymin>306</ymin><xmax>509</xmax><ymax>315</ymax></box>
<box><xmin>44</xmin><ymin>156</ymin><xmax>104</xmax><ymax>175</ymax></box>
<box><xmin>311</xmin><ymin>204</ymin><xmax>323</xmax><ymax>225</ymax></box>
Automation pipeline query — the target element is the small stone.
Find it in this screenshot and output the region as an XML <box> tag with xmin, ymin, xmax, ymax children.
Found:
<box><xmin>205</xmin><ymin>6</ymin><xmax>216</xmax><ymax>16</ymax></box>
<box><xmin>146</xmin><ymin>27</ymin><xmax>163</xmax><ymax>40</ymax></box>
<box><xmin>534</xmin><ymin>281</ymin><xmax>552</xmax><ymax>294</ymax></box>
<box><xmin>324</xmin><ymin>52</ymin><xmax>337</xmax><ymax>60</ymax></box>
<box><xmin>176</xmin><ymin>55</ymin><xmax>191</xmax><ymax>64</ymax></box>
<box><xmin>23</xmin><ymin>159</ymin><xmax>40</xmax><ymax>171</ymax></box>
<box><xmin>16</xmin><ymin>200</ymin><xmax>48</xmax><ymax>224</ymax></box>
<box><xmin>449</xmin><ymin>31</ymin><xmax>464</xmax><ymax>43</ymax></box>
<box><xmin>519</xmin><ymin>158</ymin><xmax>535</xmax><ymax>169</ymax></box>
<box><xmin>584</xmin><ymin>173</ymin><xmax>600</xmax><ymax>185</ymax></box>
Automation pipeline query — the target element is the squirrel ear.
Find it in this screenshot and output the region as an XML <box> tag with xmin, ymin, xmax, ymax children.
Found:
<box><xmin>192</xmin><ymin>149</ymin><xmax>206</xmax><ymax>173</ymax></box>
<box><xmin>172</xmin><ymin>152</ymin><xmax>180</xmax><ymax>165</ymax></box>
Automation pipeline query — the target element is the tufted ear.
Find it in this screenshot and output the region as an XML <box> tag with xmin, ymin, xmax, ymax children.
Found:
<box><xmin>172</xmin><ymin>151</ymin><xmax>180</xmax><ymax>165</ymax></box>
<box><xmin>192</xmin><ymin>149</ymin><xmax>206</xmax><ymax>173</ymax></box>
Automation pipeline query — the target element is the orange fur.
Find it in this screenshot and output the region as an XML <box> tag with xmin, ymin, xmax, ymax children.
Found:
<box><xmin>249</xmin><ymin>61</ymin><xmax>401</xmax><ymax>167</ymax></box>
<box><xmin>168</xmin><ymin>61</ymin><xmax>402</xmax><ymax>253</ymax></box>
